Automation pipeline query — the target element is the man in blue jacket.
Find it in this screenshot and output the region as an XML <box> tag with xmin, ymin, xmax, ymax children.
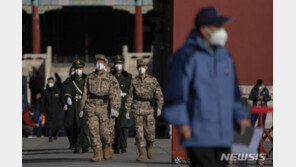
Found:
<box><xmin>163</xmin><ymin>7</ymin><xmax>251</xmax><ymax>167</ymax></box>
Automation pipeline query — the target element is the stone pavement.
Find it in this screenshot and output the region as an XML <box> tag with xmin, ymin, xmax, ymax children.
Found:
<box><xmin>22</xmin><ymin>137</ymin><xmax>272</xmax><ymax>167</ymax></box>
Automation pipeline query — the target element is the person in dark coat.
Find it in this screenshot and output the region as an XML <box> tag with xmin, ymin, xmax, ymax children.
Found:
<box><xmin>40</xmin><ymin>77</ymin><xmax>65</xmax><ymax>142</ymax></box>
<box><xmin>31</xmin><ymin>71</ymin><xmax>44</xmax><ymax>105</ymax></box>
<box><xmin>111</xmin><ymin>55</ymin><xmax>132</xmax><ymax>154</ymax></box>
<box><xmin>54</xmin><ymin>72</ymin><xmax>64</xmax><ymax>89</ymax></box>
<box><xmin>248</xmin><ymin>79</ymin><xmax>271</xmax><ymax>126</ymax></box>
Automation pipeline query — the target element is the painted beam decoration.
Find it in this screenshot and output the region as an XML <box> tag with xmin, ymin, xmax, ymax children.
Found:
<box><xmin>22</xmin><ymin>0</ymin><xmax>153</xmax><ymax>6</ymax></box>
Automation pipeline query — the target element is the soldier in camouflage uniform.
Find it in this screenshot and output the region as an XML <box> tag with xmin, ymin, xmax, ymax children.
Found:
<box><xmin>80</xmin><ymin>54</ymin><xmax>121</xmax><ymax>162</ymax></box>
<box><xmin>64</xmin><ymin>60</ymin><xmax>90</xmax><ymax>153</ymax></box>
<box><xmin>111</xmin><ymin>55</ymin><xmax>132</xmax><ymax>154</ymax></box>
<box><xmin>125</xmin><ymin>59</ymin><xmax>164</xmax><ymax>162</ymax></box>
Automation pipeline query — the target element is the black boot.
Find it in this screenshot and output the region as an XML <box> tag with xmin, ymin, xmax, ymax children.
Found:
<box><xmin>48</xmin><ymin>137</ymin><xmax>53</xmax><ymax>142</ymax></box>
<box><xmin>82</xmin><ymin>147</ymin><xmax>89</xmax><ymax>153</ymax></box>
<box><xmin>53</xmin><ymin>135</ymin><xmax>58</xmax><ymax>140</ymax></box>
<box><xmin>74</xmin><ymin>148</ymin><xmax>80</xmax><ymax>153</ymax></box>
<box><xmin>121</xmin><ymin>148</ymin><xmax>127</xmax><ymax>153</ymax></box>
<box><xmin>69</xmin><ymin>145</ymin><xmax>74</xmax><ymax>150</ymax></box>
<box><xmin>114</xmin><ymin>148</ymin><xmax>120</xmax><ymax>154</ymax></box>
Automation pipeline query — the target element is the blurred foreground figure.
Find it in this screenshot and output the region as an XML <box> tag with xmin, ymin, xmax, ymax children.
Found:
<box><xmin>40</xmin><ymin>77</ymin><xmax>65</xmax><ymax>142</ymax></box>
<box><xmin>248</xmin><ymin>79</ymin><xmax>271</xmax><ymax>126</ymax></box>
<box><xmin>80</xmin><ymin>54</ymin><xmax>121</xmax><ymax>162</ymax></box>
<box><xmin>125</xmin><ymin>59</ymin><xmax>164</xmax><ymax>162</ymax></box>
<box><xmin>163</xmin><ymin>7</ymin><xmax>250</xmax><ymax>167</ymax></box>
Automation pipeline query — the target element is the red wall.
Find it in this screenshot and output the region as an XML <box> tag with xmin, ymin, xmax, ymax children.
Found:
<box><xmin>172</xmin><ymin>0</ymin><xmax>273</xmax><ymax>85</ymax></box>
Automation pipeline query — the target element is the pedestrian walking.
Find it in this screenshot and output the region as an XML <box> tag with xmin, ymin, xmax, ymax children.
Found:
<box><xmin>125</xmin><ymin>59</ymin><xmax>164</xmax><ymax>162</ymax></box>
<box><xmin>64</xmin><ymin>60</ymin><xmax>90</xmax><ymax>153</ymax></box>
<box><xmin>40</xmin><ymin>77</ymin><xmax>65</xmax><ymax>142</ymax></box>
<box><xmin>80</xmin><ymin>54</ymin><xmax>121</xmax><ymax>162</ymax></box>
<box><xmin>163</xmin><ymin>7</ymin><xmax>251</xmax><ymax>167</ymax></box>
<box><xmin>111</xmin><ymin>55</ymin><xmax>132</xmax><ymax>154</ymax></box>
<box><xmin>62</xmin><ymin>66</ymin><xmax>76</xmax><ymax>149</ymax></box>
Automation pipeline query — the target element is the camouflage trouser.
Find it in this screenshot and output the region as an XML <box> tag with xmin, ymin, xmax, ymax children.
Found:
<box><xmin>133</xmin><ymin>113</ymin><xmax>155</xmax><ymax>148</ymax></box>
<box><xmin>109</xmin><ymin>117</ymin><xmax>116</xmax><ymax>144</ymax></box>
<box><xmin>85</xmin><ymin>107</ymin><xmax>112</xmax><ymax>149</ymax></box>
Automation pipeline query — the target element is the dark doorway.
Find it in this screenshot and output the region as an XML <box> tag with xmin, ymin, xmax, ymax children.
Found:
<box><xmin>23</xmin><ymin>6</ymin><xmax>156</xmax><ymax>62</ymax></box>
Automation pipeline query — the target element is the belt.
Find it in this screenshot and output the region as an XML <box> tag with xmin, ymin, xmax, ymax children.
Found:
<box><xmin>133</xmin><ymin>97</ymin><xmax>156</xmax><ymax>107</ymax></box>
<box><xmin>89</xmin><ymin>94</ymin><xmax>109</xmax><ymax>103</ymax></box>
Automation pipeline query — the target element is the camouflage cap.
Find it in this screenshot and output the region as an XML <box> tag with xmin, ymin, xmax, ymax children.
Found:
<box><xmin>95</xmin><ymin>54</ymin><xmax>108</xmax><ymax>63</ymax></box>
<box><xmin>72</xmin><ymin>59</ymin><xmax>85</xmax><ymax>68</ymax></box>
<box><xmin>112</xmin><ymin>55</ymin><xmax>124</xmax><ymax>63</ymax></box>
<box><xmin>137</xmin><ymin>59</ymin><xmax>147</xmax><ymax>66</ymax></box>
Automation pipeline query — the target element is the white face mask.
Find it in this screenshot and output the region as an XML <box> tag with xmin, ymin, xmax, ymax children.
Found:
<box><xmin>75</xmin><ymin>69</ymin><xmax>82</xmax><ymax>76</ymax></box>
<box><xmin>96</xmin><ymin>63</ymin><xmax>105</xmax><ymax>71</ymax></box>
<box><xmin>205</xmin><ymin>27</ymin><xmax>228</xmax><ymax>47</ymax></box>
<box><xmin>71</xmin><ymin>71</ymin><xmax>75</xmax><ymax>75</ymax></box>
<box><xmin>115</xmin><ymin>64</ymin><xmax>123</xmax><ymax>71</ymax></box>
<box><xmin>138</xmin><ymin>67</ymin><xmax>146</xmax><ymax>74</ymax></box>
<box><xmin>104</xmin><ymin>66</ymin><xmax>108</xmax><ymax>72</ymax></box>
<box><xmin>48</xmin><ymin>83</ymin><xmax>54</xmax><ymax>87</ymax></box>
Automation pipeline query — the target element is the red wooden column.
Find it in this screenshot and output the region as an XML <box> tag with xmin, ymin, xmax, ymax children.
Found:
<box><xmin>134</xmin><ymin>0</ymin><xmax>143</xmax><ymax>52</ymax></box>
<box><xmin>32</xmin><ymin>0</ymin><xmax>41</xmax><ymax>53</ymax></box>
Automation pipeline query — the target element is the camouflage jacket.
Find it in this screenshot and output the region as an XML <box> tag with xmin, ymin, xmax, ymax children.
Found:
<box><xmin>80</xmin><ymin>71</ymin><xmax>121</xmax><ymax>113</ymax></box>
<box><xmin>125</xmin><ymin>74</ymin><xmax>163</xmax><ymax>115</ymax></box>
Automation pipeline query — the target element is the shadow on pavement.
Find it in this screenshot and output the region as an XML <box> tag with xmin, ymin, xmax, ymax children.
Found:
<box><xmin>22</xmin><ymin>158</ymin><xmax>91</xmax><ymax>163</ymax></box>
<box><xmin>22</xmin><ymin>148</ymin><xmax>69</xmax><ymax>152</ymax></box>
<box><xmin>22</xmin><ymin>151</ymin><xmax>75</xmax><ymax>156</ymax></box>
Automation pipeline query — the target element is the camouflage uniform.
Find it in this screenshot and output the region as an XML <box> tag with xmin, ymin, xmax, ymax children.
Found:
<box><xmin>125</xmin><ymin>60</ymin><xmax>164</xmax><ymax>148</ymax></box>
<box><xmin>80</xmin><ymin>55</ymin><xmax>121</xmax><ymax>151</ymax></box>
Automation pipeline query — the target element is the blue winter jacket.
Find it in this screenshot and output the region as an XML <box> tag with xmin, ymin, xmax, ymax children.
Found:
<box><xmin>163</xmin><ymin>30</ymin><xmax>248</xmax><ymax>148</ymax></box>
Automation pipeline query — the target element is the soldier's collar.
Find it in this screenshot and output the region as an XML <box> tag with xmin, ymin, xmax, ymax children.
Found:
<box><xmin>137</xmin><ymin>74</ymin><xmax>148</xmax><ymax>80</ymax></box>
<box><xmin>95</xmin><ymin>70</ymin><xmax>105</xmax><ymax>76</ymax></box>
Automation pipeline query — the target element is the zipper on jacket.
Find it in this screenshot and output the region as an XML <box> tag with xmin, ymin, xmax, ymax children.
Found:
<box><xmin>215</xmin><ymin>54</ymin><xmax>223</xmax><ymax>140</ymax></box>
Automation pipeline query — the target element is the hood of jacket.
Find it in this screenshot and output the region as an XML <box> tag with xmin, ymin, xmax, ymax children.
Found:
<box><xmin>184</xmin><ymin>29</ymin><xmax>216</xmax><ymax>55</ymax></box>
